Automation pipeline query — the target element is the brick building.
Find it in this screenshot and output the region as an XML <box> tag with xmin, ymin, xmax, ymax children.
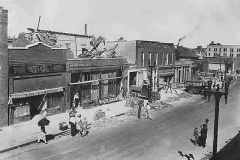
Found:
<box><xmin>0</xmin><ymin>7</ymin><xmax>8</xmax><ymax>127</ymax></box>
<box><xmin>8</xmin><ymin>42</ymin><xmax>68</xmax><ymax>125</ymax></box>
<box><xmin>66</xmin><ymin>57</ymin><xmax>129</xmax><ymax>109</ymax></box>
<box><xmin>106</xmin><ymin>40</ymin><xmax>175</xmax><ymax>93</ymax></box>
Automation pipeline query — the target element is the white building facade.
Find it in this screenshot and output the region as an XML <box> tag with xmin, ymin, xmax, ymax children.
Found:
<box><xmin>207</xmin><ymin>41</ymin><xmax>240</xmax><ymax>58</ymax></box>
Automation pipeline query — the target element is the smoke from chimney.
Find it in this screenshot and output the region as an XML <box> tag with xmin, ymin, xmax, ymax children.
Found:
<box><xmin>85</xmin><ymin>24</ymin><xmax>87</xmax><ymax>36</ymax></box>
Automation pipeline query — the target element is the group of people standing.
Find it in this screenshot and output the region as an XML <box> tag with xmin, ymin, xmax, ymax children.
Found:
<box><xmin>69</xmin><ymin>108</ymin><xmax>88</xmax><ymax>137</ymax></box>
<box><xmin>193</xmin><ymin>119</ymin><xmax>209</xmax><ymax>148</ymax></box>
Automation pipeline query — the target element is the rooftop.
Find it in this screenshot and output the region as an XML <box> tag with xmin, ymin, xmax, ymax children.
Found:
<box><xmin>27</xmin><ymin>28</ymin><xmax>92</xmax><ymax>38</ymax></box>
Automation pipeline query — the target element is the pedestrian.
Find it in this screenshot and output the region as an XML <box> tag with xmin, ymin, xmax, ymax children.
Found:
<box><xmin>145</xmin><ymin>102</ymin><xmax>152</xmax><ymax>119</ymax></box>
<box><xmin>37</xmin><ymin>126</ymin><xmax>47</xmax><ymax>144</ymax></box>
<box><xmin>69</xmin><ymin>108</ymin><xmax>77</xmax><ymax>137</ymax></box>
<box><xmin>73</xmin><ymin>93</ymin><xmax>80</xmax><ymax>109</ymax></box>
<box><xmin>200</xmin><ymin>119</ymin><xmax>209</xmax><ymax>148</ymax></box>
<box><xmin>75</xmin><ymin>114</ymin><xmax>82</xmax><ymax>136</ymax></box>
<box><xmin>138</xmin><ymin>99</ymin><xmax>143</xmax><ymax>119</ymax></box>
<box><xmin>82</xmin><ymin>117</ymin><xmax>88</xmax><ymax>137</ymax></box>
<box><xmin>193</xmin><ymin>127</ymin><xmax>199</xmax><ymax>146</ymax></box>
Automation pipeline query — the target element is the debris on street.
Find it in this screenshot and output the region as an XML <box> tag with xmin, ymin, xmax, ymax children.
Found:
<box><xmin>93</xmin><ymin>109</ymin><xmax>106</xmax><ymax>121</ymax></box>
<box><xmin>92</xmin><ymin>117</ymin><xmax>125</xmax><ymax>128</ymax></box>
<box><xmin>177</xmin><ymin>92</ymin><xmax>192</xmax><ymax>99</ymax></box>
<box><xmin>151</xmin><ymin>101</ymin><xmax>173</xmax><ymax>111</ymax></box>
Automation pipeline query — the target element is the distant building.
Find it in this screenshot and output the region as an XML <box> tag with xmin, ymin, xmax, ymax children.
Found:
<box><xmin>207</xmin><ymin>41</ymin><xmax>240</xmax><ymax>58</ymax></box>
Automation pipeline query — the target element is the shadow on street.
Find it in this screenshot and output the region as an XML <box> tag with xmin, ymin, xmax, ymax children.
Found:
<box><xmin>202</xmin><ymin>131</ymin><xmax>240</xmax><ymax>160</ymax></box>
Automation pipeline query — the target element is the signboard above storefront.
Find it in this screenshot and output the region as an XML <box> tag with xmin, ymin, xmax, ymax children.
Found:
<box><xmin>67</xmin><ymin>58</ymin><xmax>129</xmax><ymax>70</ymax></box>
<box><xmin>9</xmin><ymin>64</ymin><xmax>66</xmax><ymax>75</ymax></box>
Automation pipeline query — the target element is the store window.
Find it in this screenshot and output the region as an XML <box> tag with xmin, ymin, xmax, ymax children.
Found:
<box><xmin>155</xmin><ymin>53</ymin><xmax>158</xmax><ymax>66</ymax></box>
<box><xmin>13</xmin><ymin>98</ymin><xmax>31</xmax><ymax>124</ymax></box>
<box><xmin>148</xmin><ymin>52</ymin><xmax>152</xmax><ymax>66</ymax></box>
<box><xmin>47</xmin><ymin>92</ymin><xmax>63</xmax><ymax>114</ymax></box>
<box><xmin>141</xmin><ymin>52</ymin><xmax>144</xmax><ymax>67</ymax></box>
<box><xmin>165</xmin><ymin>53</ymin><xmax>168</xmax><ymax>65</ymax></box>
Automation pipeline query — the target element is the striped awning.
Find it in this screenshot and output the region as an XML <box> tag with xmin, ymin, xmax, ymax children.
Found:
<box><xmin>11</xmin><ymin>87</ymin><xmax>64</xmax><ymax>99</ymax></box>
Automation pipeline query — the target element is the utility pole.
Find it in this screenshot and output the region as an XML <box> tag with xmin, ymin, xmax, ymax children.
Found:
<box><xmin>148</xmin><ymin>64</ymin><xmax>155</xmax><ymax>102</ymax></box>
<box><xmin>207</xmin><ymin>82</ymin><xmax>229</xmax><ymax>160</ymax></box>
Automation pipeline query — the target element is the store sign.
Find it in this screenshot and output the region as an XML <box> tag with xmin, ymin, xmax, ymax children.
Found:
<box><xmin>10</xmin><ymin>64</ymin><xmax>66</xmax><ymax>75</ymax></box>
<box><xmin>69</xmin><ymin>63</ymin><xmax>99</xmax><ymax>68</ymax></box>
<box><xmin>67</xmin><ymin>59</ymin><xmax>127</xmax><ymax>70</ymax></box>
<box><xmin>99</xmin><ymin>97</ymin><xmax>119</xmax><ymax>105</ymax></box>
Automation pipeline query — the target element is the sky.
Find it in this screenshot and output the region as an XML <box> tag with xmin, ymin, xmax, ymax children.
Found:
<box><xmin>2</xmin><ymin>0</ymin><xmax>240</xmax><ymax>48</ymax></box>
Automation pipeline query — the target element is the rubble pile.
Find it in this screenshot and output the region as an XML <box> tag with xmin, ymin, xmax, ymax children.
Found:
<box><xmin>151</xmin><ymin>101</ymin><xmax>173</xmax><ymax>111</ymax></box>
<box><xmin>162</xmin><ymin>96</ymin><xmax>180</xmax><ymax>102</ymax></box>
<box><xmin>177</xmin><ymin>92</ymin><xmax>192</xmax><ymax>99</ymax></box>
<box><xmin>125</xmin><ymin>97</ymin><xmax>142</xmax><ymax>108</ymax></box>
<box><xmin>125</xmin><ymin>107</ymin><xmax>146</xmax><ymax>117</ymax></box>
<box><xmin>93</xmin><ymin>109</ymin><xmax>106</xmax><ymax>121</ymax></box>
<box><xmin>92</xmin><ymin>117</ymin><xmax>125</xmax><ymax>128</ymax></box>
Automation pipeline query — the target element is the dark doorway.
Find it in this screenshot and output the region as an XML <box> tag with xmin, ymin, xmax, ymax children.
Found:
<box><xmin>29</xmin><ymin>95</ymin><xmax>43</xmax><ymax>118</ymax></box>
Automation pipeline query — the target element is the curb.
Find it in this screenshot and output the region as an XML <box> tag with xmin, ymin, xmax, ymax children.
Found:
<box><xmin>0</xmin><ymin>112</ymin><xmax>126</xmax><ymax>154</ymax></box>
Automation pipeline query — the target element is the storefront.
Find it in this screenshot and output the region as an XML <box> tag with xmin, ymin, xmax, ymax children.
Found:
<box><xmin>66</xmin><ymin>58</ymin><xmax>129</xmax><ymax>109</ymax></box>
<box><xmin>158</xmin><ymin>67</ymin><xmax>175</xmax><ymax>88</ymax></box>
<box><xmin>8</xmin><ymin>42</ymin><xmax>67</xmax><ymax>125</ymax></box>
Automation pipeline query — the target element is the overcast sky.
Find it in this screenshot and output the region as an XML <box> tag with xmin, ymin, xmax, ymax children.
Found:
<box><xmin>2</xmin><ymin>0</ymin><xmax>240</xmax><ymax>48</ymax></box>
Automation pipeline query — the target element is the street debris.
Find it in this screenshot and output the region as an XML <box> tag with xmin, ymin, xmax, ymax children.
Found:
<box><xmin>93</xmin><ymin>109</ymin><xmax>106</xmax><ymax>121</ymax></box>
<box><xmin>162</xmin><ymin>96</ymin><xmax>180</xmax><ymax>102</ymax></box>
<box><xmin>151</xmin><ymin>101</ymin><xmax>173</xmax><ymax>111</ymax></box>
<box><xmin>92</xmin><ymin>117</ymin><xmax>125</xmax><ymax>128</ymax></box>
<box><xmin>177</xmin><ymin>92</ymin><xmax>192</xmax><ymax>99</ymax></box>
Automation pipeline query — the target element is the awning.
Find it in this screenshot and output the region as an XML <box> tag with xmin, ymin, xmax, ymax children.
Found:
<box><xmin>11</xmin><ymin>87</ymin><xmax>64</xmax><ymax>99</ymax></box>
<box><xmin>69</xmin><ymin>76</ymin><xmax>126</xmax><ymax>85</ymax></box>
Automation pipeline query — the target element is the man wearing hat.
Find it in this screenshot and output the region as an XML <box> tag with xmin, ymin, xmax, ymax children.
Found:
<box><xmin>200</xmin><ymin>119</ymin><xmax>209</xmax><ymax>147</ymax></box>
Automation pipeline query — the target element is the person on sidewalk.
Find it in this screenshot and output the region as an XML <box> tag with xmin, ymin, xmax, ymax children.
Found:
<box><xmin>75</xmin><ymin>114</ymin><xmax>83</xmax><ymax>136</ymax></box>
<box><xmin>69</xmin><ymin>108</ymin><xmax>77</xmax><ymax>137</ymax></box>
<box><xmin>37</xmin><ymin>126</ymin><xmax>47</xmax><ymax>144</ymax></box>
<box><xmin>137</xmin><ymin>99</ymin><xmax>143</xmax><ymax>119</ymax></box>
<box><xmin>145</xmin><ymin>103</ymin><xmax>152</xmax><ymax>120</ymax></box>
<box><xmin>73</xmin><ymin>93</ymin><xmax>80</xmax><ymax>109</ymax></box>
<box><xmin>193</xmin><ymin>127</ymin><xmax>200</xmax><ymax>146</ymax></box>
<box><xmin>82</xmin><ymin>117</ymin><xmax>88</xmax><ymax>137</ymax></box>
<box><xmin>200</xmin><ymin>119</ymin><xmax>209</xmax><ymax>148</ymax></box>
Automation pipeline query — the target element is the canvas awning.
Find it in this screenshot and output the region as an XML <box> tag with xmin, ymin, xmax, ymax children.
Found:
<box><xmin>11</xmin><ymin>87</ymin><xmax>64</xmax><ymax>99</ymax></box>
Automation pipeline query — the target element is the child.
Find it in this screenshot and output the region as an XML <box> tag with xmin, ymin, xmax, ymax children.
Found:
<box><xmin>82</xmin><ymin>118</ymin><xmax>88</xmax><ymax>137</ymax></box>
<box><xmin>75</xmin><ymin>114</ymin><xmax>83</xmax><ymax>136</ymax></box>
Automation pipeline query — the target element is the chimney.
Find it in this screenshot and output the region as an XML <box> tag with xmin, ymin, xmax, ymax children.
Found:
<box><xmin>0</xmin><ymin>6</ymin><xmax>8</xmax><ymax>127</ymax></box>
<box><xmin>85</xmin><ymin>24</ymin><xmax>87</xmax><ymax>36</ymax></box>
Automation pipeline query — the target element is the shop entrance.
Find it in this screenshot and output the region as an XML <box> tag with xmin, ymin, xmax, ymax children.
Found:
<box><xmin>29</xmin><ymin>95</ymin><xmax>43</xmax><ymax>118</ymax></box>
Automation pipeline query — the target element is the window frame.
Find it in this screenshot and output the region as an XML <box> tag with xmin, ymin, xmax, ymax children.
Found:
<box><xmin>140</xmin><ymin>52</ymin><xmax>145</xmax><ymax>67</ymax></box>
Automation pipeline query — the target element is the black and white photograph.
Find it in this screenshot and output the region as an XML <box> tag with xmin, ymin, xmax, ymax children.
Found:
<box><xmin>0</xmin><ymin>0</ymin><xmax>240</xmax><ymax>159</ymax></box>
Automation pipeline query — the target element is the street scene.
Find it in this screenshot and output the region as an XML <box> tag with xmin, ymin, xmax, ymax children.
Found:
<box><xmin>1</xmin><ymin>0</ymin><xmax>240</xmax><ymax>160</ymax></box>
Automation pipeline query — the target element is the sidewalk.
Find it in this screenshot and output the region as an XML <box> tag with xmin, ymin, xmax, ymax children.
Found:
<box><xmin>0</xmin><ymin>100</ymin><xmax>130</xmax><ymax>153</ymax></box>
<box><xmin>0</xmin><ymin>88</ymin><xmax>194</xmax><ymax>154</ymax></box>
